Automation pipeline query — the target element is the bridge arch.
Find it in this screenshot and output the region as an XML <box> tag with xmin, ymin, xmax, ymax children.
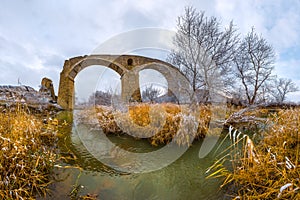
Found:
<box><xmin>57</xmin><ymin>55</ymin><xmax>191</xmax><ymax>110</ymax></box>
<box><xmin>129</xmin><ymin>62</ymin><xmax>192</xmax><ymax>103</ymax></box>
<box><xmin>139</xmin><ymin>69</ymin><xmax>168</xmax><ymax>94</ymax></box>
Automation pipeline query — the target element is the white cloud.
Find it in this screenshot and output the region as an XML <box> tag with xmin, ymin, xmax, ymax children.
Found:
<box><xmin>275</xmin><ymin>58</ymin><xmax>300</xmax><ymax>80</ymax></box>
<box><xmin>0</xmin><ymin>0</ymin><xmax>299</xmax><ymax>102</ymax></box>
<box><xmin>214</xmin><ymin>0</ymin><xmax>300</xmax><ymax>49</ymax></box>
<box><xmin>215</xmin><ymin>0</ymin><xmax>266</xmax><ymax>33</ymax></box>
<box><xmin>267</xmin><ymin>8</ymin><xmax>300</xmax><ymax>50</ymax></box>
<box><xmin>286</xmin><ymin>80</ymin><xmax>300</xmax><ymax>102</ymax></box>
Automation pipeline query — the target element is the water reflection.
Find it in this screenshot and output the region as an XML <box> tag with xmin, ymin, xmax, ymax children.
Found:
<box><xmin>47</xmin><ymin>111</ymin><xmax>230</xmax><ymax>200</ymax></box>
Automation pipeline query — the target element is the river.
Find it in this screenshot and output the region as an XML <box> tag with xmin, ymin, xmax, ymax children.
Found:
<box><xmin>45</xmin><ymin>111</ymin><xmax>232</xmax><ymax>200</ymax></box>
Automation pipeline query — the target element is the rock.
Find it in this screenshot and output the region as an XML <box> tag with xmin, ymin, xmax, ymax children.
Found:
<box><xmin>39</xmin><ymin>77</ymin><xmax>57</xmax><ymax>102</ymax></box>
<box><xmin>0</xmin><ymin>83</ymin><xmax>62</xmax><ymax>114</ymax></box>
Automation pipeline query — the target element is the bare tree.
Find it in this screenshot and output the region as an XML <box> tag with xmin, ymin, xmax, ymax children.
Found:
<box><xmin>256</xmin><ymin>82</ymin><xmax>273</xmax><ymax>104</ymax></box>
<box><xmin>270</xmin><ymin>78</ymin><xmax>299</xmax><ymax>103</ymax></box>
<box><xmin>88</xmin><ymin>90</ymin><xmax>112</xmax><ymax>106</ymax></box>
<box><xmin>142</xmin><ymin>85</ymin><xmax>163</xmax><ymax>103</ymax></box>
<box><xmin>233</xmin><ymin>28</ymin><xmax>275</xmax><ymax>105</ymax></box>
<box><xmin>168</xmin><ymin>6</ymin><xmax>238</xmax><ymax>96</ymax></box>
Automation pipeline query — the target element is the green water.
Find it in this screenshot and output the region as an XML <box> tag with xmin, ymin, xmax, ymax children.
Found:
<box><xmin>47</xmin><ymin>111</ymin><xmax>231</xmax><ymax>200</ymax></box>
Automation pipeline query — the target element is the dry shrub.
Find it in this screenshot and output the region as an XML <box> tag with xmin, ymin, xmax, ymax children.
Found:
<box><xmin>148</xmin><ymin>104</ymin><xmax>182</xmax><ymax>146</ymax></box>
<box><xmin>129</xmin><ymin>104</ymin><xmax>151</xmax><ymax>126</ymax></box>
<box><xmin>95</xmin><ymin>106</ymin><xmax>121</xmax><ymax>134</ymax></box>
<box><xmin>243</xmin><ymin>108</ymin><xmax>273</xmax><ymax>120</ymax></box>
<box><xmin>127</xmin><ymin>104</ymin><xmax>210</xmax><ymax>146</ymax></box>
<box><xmin>207</xmin><ymin>109</ymin><xmax>300</xmax><ymax>199</ymax></box>
<box><xmin>0</xmin><ymin>105</ymin><xmax>57</xmax><ymax>199</ymax></box>
<box><xmin>80</xmin><ymin>103</ymin><xmax>212</xmax><ymax>146</ymax></box>
<box><xmin>198</xmin><ymin>105</ymin><xmax>213</xmax><ymax>136</ymax></box>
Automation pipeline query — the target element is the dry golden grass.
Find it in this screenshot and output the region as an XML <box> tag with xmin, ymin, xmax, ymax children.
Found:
<box><xmin>129</xmin><ymin>104</ymin><xmax>151</xmax><ymax>126</ymax></box>
<box><xmin>0</xmin><ymin>105</ymin><xmax>57</xmax><ymax>199</ymax></box>
<box><xmin>126</xmin><ymin>103</ymin><xmax>210</xmax><ymax>146</ymax></box>
<box><xmin>95</xmin><ymin>106</ymin><xmax>121</xmax><ymax>134</ymax></box>
<box><xmin>81</xmin><ymin>103</ymin><xmax>212</xmax><ymax>146</ymax></box>
<box><xmin>207</xmin><ymin>109</ymin><xmax>300</xmax><ymax>199</ymax></box>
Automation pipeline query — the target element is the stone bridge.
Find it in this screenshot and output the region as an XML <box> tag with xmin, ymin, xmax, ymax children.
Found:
<box><xmin>57</xmin><ymin>54</ymin><xmax>191</xmax><ymax>110</ymax></box>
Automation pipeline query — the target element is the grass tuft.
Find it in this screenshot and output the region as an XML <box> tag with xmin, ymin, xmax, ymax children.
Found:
<box><xmin>207</xmin><ymin>109</ymin><xmax>300</xmax><ymax>199</ymax></box>
<box><xmin>0</xmin><ymin>104</ymin><xmax>58</xmax><ymax>199</ymax></box>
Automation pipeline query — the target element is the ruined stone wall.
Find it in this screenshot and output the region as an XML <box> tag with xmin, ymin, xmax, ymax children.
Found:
<box><xmin>39</xmin><ymin>77</ymin><xmax>56</xmax><ymax>101</ymax></box>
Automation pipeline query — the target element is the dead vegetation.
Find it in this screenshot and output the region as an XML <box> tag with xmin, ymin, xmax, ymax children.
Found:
<box><xmin>0</xmin><ymin>105</ymin><xmax>58</xmax><ymax>199</ymax></box>
<box><xmin>78</xmin><ymin>103</ymin><xmax>212</xmax><ymax>146</ymax></box>
<box><xmin>207</xmin><ymin>108</ymin><xmax>300</xmax><ymax>199</ymax></box>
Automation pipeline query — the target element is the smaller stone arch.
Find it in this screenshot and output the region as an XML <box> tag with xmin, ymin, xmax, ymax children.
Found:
<box><xmin>128</xmin><ymin>62</ymin><xmax>193</xmax><ymax>104</ymax></box>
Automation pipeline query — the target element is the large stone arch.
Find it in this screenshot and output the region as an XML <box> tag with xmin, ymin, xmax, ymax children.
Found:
<box><xmin>57</xmin><ymin>54</ymin><xmax>191</xmax><ymax>110</ymax></box>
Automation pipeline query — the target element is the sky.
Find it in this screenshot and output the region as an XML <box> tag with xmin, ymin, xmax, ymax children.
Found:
<box><xmin>0</xmin><ymin>0</ymin><xmax>300</xmax><ymax>102</ymax></box>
